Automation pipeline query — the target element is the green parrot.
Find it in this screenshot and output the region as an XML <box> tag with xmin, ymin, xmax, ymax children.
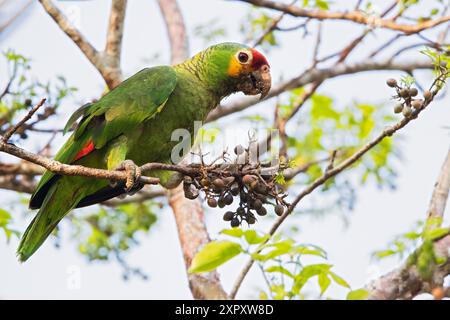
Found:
<box><xmin>17</xmin><ymin>42</ymin><xmax>271</xmax><ymax>262</ymax></box>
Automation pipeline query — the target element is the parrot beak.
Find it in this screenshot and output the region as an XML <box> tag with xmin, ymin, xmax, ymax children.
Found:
<box><xmin>238</xmin><ymin>64</ymin><xmax>272</xmax><ymax>100</ymax></box>
<box><xmin>251</xmin><ymin>64</ymin><xmax>271</xmax><ymax>100</ymax></box>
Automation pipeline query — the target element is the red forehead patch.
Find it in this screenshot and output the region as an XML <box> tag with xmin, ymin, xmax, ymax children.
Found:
<box><xmin>250</xmin><ymin>49</ymin><xmax>269</xmax><ymax>69</ymax></box>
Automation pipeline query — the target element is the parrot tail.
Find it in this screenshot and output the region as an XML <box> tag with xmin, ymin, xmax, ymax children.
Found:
<box><xmin>17</xmin><ymin>180</ymin><xmax>80</xmax><ymax>262</ymax></box>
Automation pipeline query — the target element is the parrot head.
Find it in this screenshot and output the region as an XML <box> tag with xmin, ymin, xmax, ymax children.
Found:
<box><xmin>223</xmin><ymin>43</ymin><xmax>271</xmax><ymax>99</ymax></box>
<box><xmin>185</xmin><ymin>42</ymin><xmax>272</xmax><ymax>100</ymax></box>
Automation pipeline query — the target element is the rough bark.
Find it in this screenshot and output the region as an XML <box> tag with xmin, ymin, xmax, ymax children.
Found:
<box><xmin>157</xmin><ymin>0</ymin><xmax>228</xmax><ymax>300</ymax></box>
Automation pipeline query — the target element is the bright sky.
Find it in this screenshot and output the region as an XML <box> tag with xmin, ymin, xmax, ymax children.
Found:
<box><xmin>0</xmin><ymin>0</ymin><xmax>449</xmax><ymax>299</ymax></box>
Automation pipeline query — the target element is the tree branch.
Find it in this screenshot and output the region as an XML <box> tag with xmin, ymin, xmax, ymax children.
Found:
<box><xmin>38</xmin><ymin>1</ymin><xmax>102</xmax><ymax>73</ymax></box>
<box><xmin>0</xmin><ymin>175</ymin><xmax>35</xmax><ymax>194</ymax></box>
<box><xmin>2</xmin><ymin>98</ymin><xmax>46</xmax><ymax>142</ymax></box>
<box><xmin>168</xmin><ymin>186</ymin><xmax>228</xmax><ymax>299</ymax></box>
<box><xmin>157</xmin><ymin>0</ymin><xmax>189</xmax><ymax>65</ymax></box>
<box><xmin>0</xmin><ymin>0</ymin><xmax>33</xmax><ymax>35</ymax></box>
<box><xmin>207</xmin><ymin>60</ymin><xmax>433</xmax><ymax>122</ymax></box>
<box><xmin>367</xmin><ymin>149</ymin><xmax>450</xmax><ymax>299</ymax></box>
<box><xmin>38</xmin><ymin>0</ymin><xmax>123</xmax><ymax>89</ymax></box>
<box><xmin>229</xmin><ymin>76</ymin><xmax>445</xmax><ymax>299</ymax></box>
<box><xmin>157</xmin><ymin>0</ymin><xmax>228</xmax><ymax>300</ymax></box>
<box><xmin>238</xmin><ymin>0</ymin><xmax>450</xmax><ymax>34</ymax></box>
<box><xmin>426</xmin><ymin>149</ymin><xmax>450</xmax><ymax>224</ymax></box>
<box><xmin>104</xmin><ymin>0</ymin><xmax>127</xmax><ymax>87</ymax></box>
<box><xmin>0</xmin><ymin>140</ymin><xmax>160</xmax><ymax>185</ymax></box>
<box><xmin>368</xmin><ymin>234</ymin><xmax>450</xmax><ymax>300</ymax></box>
<box><xmin>0</xmin><ymin>161</ymin><xmax>45</xmax><ymax>176</ymax></box>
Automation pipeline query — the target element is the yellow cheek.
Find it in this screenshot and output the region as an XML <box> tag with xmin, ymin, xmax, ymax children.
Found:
<box><xmin>228</xmin><ymin>58</ymin><xmax>252</xmax><ymax>77</ymax></box>
<box><xmin>227</xmin><ymin>58</ymin><xmax>242</xmax><ymax>77</ymax></box>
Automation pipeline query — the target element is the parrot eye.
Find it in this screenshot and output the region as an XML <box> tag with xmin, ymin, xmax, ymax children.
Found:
<box><xmin>238</xmin><ymin>52</ymin><xmax>249</xmax><ymax>64</ymax></box>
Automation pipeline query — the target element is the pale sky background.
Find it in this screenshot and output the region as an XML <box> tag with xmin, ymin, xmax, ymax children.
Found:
<box><xmin>0</xmin><ymin>0</ymin><xmax>449</xmax><ymax>299</ymax></box>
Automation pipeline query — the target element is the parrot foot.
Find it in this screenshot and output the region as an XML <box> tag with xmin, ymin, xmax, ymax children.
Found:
<box><xmin>114</xmin><ymin>160</ymin><xmax>142</xmax><ymax>193</ymax></box>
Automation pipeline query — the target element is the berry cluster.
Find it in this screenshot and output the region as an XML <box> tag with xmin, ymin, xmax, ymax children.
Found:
<box><xmin>182</xmin><ymin>145</ymin><xmax>288</xmax><ymax>228</ymax></box>
<box><xmin>386</xmin><ymin>78</ymin><xmax>433</xmax><ymax>117</ymax></box>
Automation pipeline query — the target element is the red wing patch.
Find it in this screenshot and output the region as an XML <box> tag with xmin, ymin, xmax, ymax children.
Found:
<box><xmin>73</xmin><ymin>140</ymin><xmax>95</xmax><ymax>162</ymax></box>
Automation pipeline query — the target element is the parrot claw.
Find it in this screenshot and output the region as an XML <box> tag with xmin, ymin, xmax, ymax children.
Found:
<box><xmin>114</xmin><ymin>160</ymin><xmax>142</xmax><ymax>193</ymax></box>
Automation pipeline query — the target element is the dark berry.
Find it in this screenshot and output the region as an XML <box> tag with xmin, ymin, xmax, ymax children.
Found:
<box><xmin>399</xmin><ymin>88</ymin><xmax>409</xmax><ymax>98</ymax></box>
<box><xmin>231</xmin><ymin>185</ymin><xmax>240</xmax><ymax>196</ymax></box>
<box><xmin>213</xmin><ymin>178</ymin><xmax>225</xmax><ymax>189</ymax></box>
<box><xmin>223</xmin><ymin>211</ymin><xmax>234</xmax><ymax>221</ymax></box>
<box><xmin>253</xmin><ymin>199</ymin><xmax>263</xmax><ymax>210</ymax></box>
<box><xmin>423</xmin><ymin>90</ymin><xmax>432</xmax><ymax>100</ymax></box>
<box><xmin>274</xmin><ymin>205</ymin><xmax>285</xmax><ymax>216</ymax></box>
<box><xmin>411</xmin><ymin>99</ymin><xmax>423</xmax><ymax>109</ymax></box>
<box><xmin>402</xmin><ymin>106</ymin><xmax>412</xmax><ymax>117</ymax></box>
<box><xmin>409</xmin><ymin>87</ymin><xmax>418</xmax><ymax>97</ymax></box>
<box><xmin>242</xmin><ymin>175</ymin><xmax>256</xmax><ymax>185</ymax></box>
<box><xmin>256</xmin><ymin>207</ymin><xmax>267</xmax><ymax>216</ymax></box>
<box><xmin>200</xmin><ymin>178</ymin><xmax>209</xmax><ymax>187</ymax></box>
<box><xmin>254</xmin><ymin>183</ymin><xmax>267</xmax><ymax>194</ymax></box>
<box><xmin>224</xmin><ymin>193</ymin><xmax>233</xmax><ymax>205</ymax></box>
<box><xmin>250</xmin><ymin>180</ymin><xmax>259</xmax><ymax>190</ymax></box>
<box><xmin>386</xmin><ymin>79</ymin><xmax>397</xmax><ymax>87</ymax></box>
<box><xmin>231</xmin><ymin>217</ymin><xmax>240</xmax><ymax>228</ymax></box>
<box><xmin>394</xmin><ymin>103</ymin><xmax>403</xmax><ymax>114</ymax></box>
<box><xmin>207</xmin><ymin>198</ymin><xmax>217</xmax><ymax>208</ymax></box>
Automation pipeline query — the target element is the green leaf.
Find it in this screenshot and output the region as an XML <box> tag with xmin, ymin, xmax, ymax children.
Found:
<box><xmin>188</xmin><ymin>240</ymin><xmax>242</xmax><ymax>273</ymax></box>
<box><xmin>267</xmin><ymin>239</ymin><xmax>294</xmax><ymax>251</ymax></box>
<box><xmin>329</xmin><ymin>271</ymin><xmax>350</xmax><ymax>288</ymax></box>
<box><xmin>373</xmin><ymin>249</ymin><xmax>396</xmax><ymax>259</ymax></box>
<box><xmin>423</xmin><ymin>227</ymin><xmax>450</xmax><ymax>241</ymax></box>
<box><xmin>295</xmin><ymin>245</ymin><xmax>327</xmax><ymax>258</ymax></box>
<box><xmin>220</xmin><ymin>228</ymin><xmax>244</xmax><ymax>238</ymax></box>
<box><xmin>274</xmin><ymin>172</ymin><xmax>286</xmax><ymax>185</ymax></box>
<box><xmin>404</xmin><ymin>231</ymin><xmax>421</xmax><ymax>240</ymax></box>
<box><xmin>270</xmin><ymin>284</ymin><xmax>287</xmax><ymax>300</ymax></box>
<box><xmin>265</xmin><ymin>265</ymin><xmax>294</xmax><ymax>278</ymax></box>
<box><xmin>424</xmin><ymin>216</ymin><xmax>443</xmax><ymax>230</ymax></box>
<box><xmin>311</xmin><ymin>94</ymin><xmax>338</xmax><ymax>122</ymax></box>
<box><xmin>318</xmin><ymin>274</ymin><xmax>331</xmax><ymax>296</ymax></box>
<box><xmin>347</xmin><ymin>289</ymin><xmax>369</xmax><ymax>300</ymax></box>
<box><xmin>315</xmin><ymin>0</ymin><xmax>329</xmax><ymax>10</ymax></box>
<box><xmin>252</xmin><ymin>239</ymin><xmax>295</xmax><ymax>261</ymax></box>
<box><xmin>0</xmin><ymin>209</ymin><xmax>12</xmax><ymax>227</ymax></box>
<box><xmin>259</xmin><ymin>290</ymin><xmax>268</xmax><ymax>300</ymax></box>
<box><xmin>243</xmin><ymin>230</ymin><xmax>268</xmax><ymax>245</ymax></box>
<box><xmin>293</xmin><ymin>264</ymin><xmax>332</xmax><ymax>293</ymax></box>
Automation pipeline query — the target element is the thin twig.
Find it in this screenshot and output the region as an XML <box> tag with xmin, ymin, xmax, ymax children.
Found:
<box><xmin>252</xmin><ymin>0</ymin><xmax>298</xmax><ymax>47</ymax></box>
<box><xmin>38</xmin><ymin>0</ymin><xmax>102</xmax><ymax>71</ymax></box>
<box><xmin>2</xmin><ymin>98</ymin><xmax>46</xmax><ymax>142</ymax></box>
<box><xmin>238</xmin><ymin>0</ymin><xmax>450</xmax><ymax>34</ymax></box>
<box><xmin>206</xmin><ymin>60</ymin><xmax>434</xmax><ymax>122</ymax></box>
<box><xmin>229</xmin><ymin>74</ymin><xmax>446</xmax><ymax>299</ymax></box>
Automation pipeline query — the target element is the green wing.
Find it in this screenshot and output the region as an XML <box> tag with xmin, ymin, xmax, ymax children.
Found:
<box><xmin>30</xmin><ymin>66</ymin><xmax>178</xmax><ymax>208</ymax></box>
